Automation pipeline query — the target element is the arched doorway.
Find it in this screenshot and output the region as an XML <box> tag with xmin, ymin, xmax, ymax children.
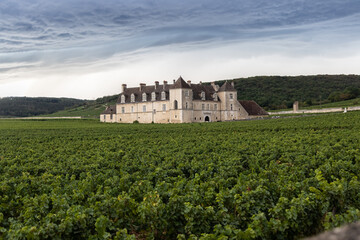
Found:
<box><xmin>204</xmin><ymin>116</ymin><xmax>210</xmax><ymax>122</ymax></box>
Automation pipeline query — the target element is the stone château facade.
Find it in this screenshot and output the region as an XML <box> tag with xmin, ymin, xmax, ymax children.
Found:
<box><xmin>100</xmin><ymin>77</ymin><xmax>268</xmax><ymax>123</ymax></box>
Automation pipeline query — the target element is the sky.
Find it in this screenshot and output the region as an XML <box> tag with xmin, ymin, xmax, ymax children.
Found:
<box><xmin>1</xmin><ymin>0</ymin><xmax>360</xmax><ymax>99</ymax></box>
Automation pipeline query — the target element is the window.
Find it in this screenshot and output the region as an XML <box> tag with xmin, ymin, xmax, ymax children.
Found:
<box><xmin>174</xmin><ymin>100</ymin><xmax>178</xmax><ymax>110</ymax></box>
<box><xmin>142</xmin><ymin>93</ymin><xmax>147</xmax><ymax>102</ymax></box>
<box><xmin>207</xmin><ymin>104</ymin><xmax>210</xmax><ymax>110</ymax></box>
<box><xmin>229</xmin><ymin>93</ymin><xmax>233</xmax><ymax>99</ymax></box>
<box><xmin>185</xmin><ymin>90</ymin><xmax>189</xmax><ymax>97</ymax></box>
<box><xmin>214</xmin><ymin>104</ymin><xmax>217</xmax><ymax>110</ymax></box>
<box><xmin>143</xmin><ymin>105</ymin><xmax>146</xmax><ymax>112</ymax></box>
<box><xmin>121</xmin><ymin>95</ymin><xmax>125</xmax><ymax>103</ymax></box>
<box><xmin>151</xmin><ymin>92</ymin><xmax>156</xmax><ymax>101</ymax></box>
<box><xmin>194</xmin><ymin>117</ymin><xmax>197</xmax><ymax>120</ymax></box>
<box><xmin>201</xmin><ymin>91</ymin><xmax>205</xmax><ymax>100</ymax></box>
<box><xmin>161</xmin><ymin>91</ymin><xmax>166</xmax><ymax>100</ymax></box>
<box><xmin>162</xmin><ymin>104</ymin><xmax>166</xmax><ymax>111</ymax></box>
<box><xmin>131</xmin><ymin>106</ymin><xmax>134</xmax><ymax>113</ymax></box>
<box><xmin>185</xmin><ymin>102</ymin><xmax>188</xmax><ymax>109</ymax></box>
<box><xmin>103</xmin><ymin>115</ymin><xmax>105</xmax><ymax>120</ymax></box>
<box><xmin>202</xmin><ymin>104</ymin><xmax>205</xmax><ymax>110</ymax></box>
<box><xmin>121</xmin><ymin>107</ymin><xmax>125</xmax><ymax>113</ymax></box>
<box><xmin>213</xmin><ymin>93</ymin><xmax>218</xmax><ymax>101</ymax></box>
<box><xmin>110</xmin><ymin>114</ymin><xmax>113</xmax><ymax>120</ymax></box>
<box><xmin>131</xmin><ymin>94</ymin><xmax>135</xmax><ymax>103</ymax></box>
<box><xmin>153</xmin><ymin>109</ymin><xmax>156</xmax><ymax>114</ymax></box>
<box><xmin>230</xmin><ymin>104</ymin><xmax>233</xmax><ymax>111</ymax></box>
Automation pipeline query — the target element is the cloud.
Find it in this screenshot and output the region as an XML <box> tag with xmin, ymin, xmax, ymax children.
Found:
<box><xmin>1</xmin><ymin>0</ymin><xmax>359</xmax><ymax>53</ymax></box>
<box><xmin>1</xmin><ymin>0</ymin><xmax>360</xmax><ymax>97</ymax></box>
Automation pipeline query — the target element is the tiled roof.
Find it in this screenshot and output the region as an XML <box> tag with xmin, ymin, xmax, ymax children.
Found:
<box><xmin>101</xmin><ymin>105</ymin><xmax>116</xmax><ymax>114</ymax></box>
<box><xmin>117</xmin><ymin>83</ymin><xmax>172</xmax><ymax>103</ymax></box>
<box><xmin>173</xmin><ymin>76</ymin><xmax>192</xmax><ymax>89</ymax></box>
<box><xmin>117</xmin><ymin>78</ymin><xmax>237</xmax><ymax>103</ymax></box>
<box><xmin>239</xmin><ymin>100</ymin><xmax>268</xmax><ymax>116</ymax></box>
<box><xmin>218</xmin><ymin>81</ymin><xmax>236</xmax><ymax>92</ymax></box>
<box><xmin>190</xmin><ymin>83</ymin><xmax>218</xmax><ymax>101</ymax></box>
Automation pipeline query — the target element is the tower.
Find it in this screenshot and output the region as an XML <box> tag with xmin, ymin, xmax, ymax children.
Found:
<box><xmin>169</xmin><ymin>76</ymin><xmax>192</xmax><ymax>123</ymax></box>
<box><xmin>217</xmin><ymin>81</ymin><xmax>238</xmax><ymax>121</ymax></box>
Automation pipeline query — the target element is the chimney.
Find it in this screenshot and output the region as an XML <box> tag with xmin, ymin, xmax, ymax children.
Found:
<box><xmin>211</xmin><ymin>82</ymin><xmax>219</xmax><ymax>91</ymax></box>
<box><xmin>122</xmin><ymin>84</ymin><xmax>127</xmax><ymax>92</ymax></box>
<box><xmin>163</xmin><ymin>80</ymin><xmax>167</xmax><ymax>89</ymax></box>
<box><xmin>231</xmin><ymin>81</ymin><xmax>234</xmax><ymax>87</ymax></box>
<box><xmin>155</xmin><ymin>81</ymin><xmax>159</xmax><ymax>89</ymax></box>
<box><xmin>139</xmin><ymin>83</ymin><xmax>146</xmax><ymax>91</ymax></box>
<box><xmin>173</xmin><ymin>79</ymin><xmax>176</xmax><ymax>84</ymax></box>
<box><xmin>187</xmin><ymin>80</ymin><xmax>191</xmax><ymax>86</ymax></box>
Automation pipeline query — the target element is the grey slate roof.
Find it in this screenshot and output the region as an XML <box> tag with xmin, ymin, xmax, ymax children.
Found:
<box><xmin>101</xmin><ymin>105</ymin><xmax>116</xmax><ymax>114</ymax></box>
<box><xmin>117</xmin><ymin>78</ymin><xmax>234</xmax><ymax>103</ymax></box>
<box><xmin>117</xmin><ymin>83</ymin><xmax>171</xmax><ymax>103</ymax></box>
<box><xmin>173</xmin><ymin>76</ymin><xmax>191</xmax><ymax>89</ymax></box>
<box><xmin>218</xmin><ymin>81</ymin><xmax>236</xmax><ymax>92</ymax></box>
<box><xmin>190</xmin><ymin>83</ymin><xmax>218</xmax><ymax>101</ymax></box>
<box><xmin>239</xmin><ymin>100</ymin><xmax>268</xmax><ymax>116</ymax></box>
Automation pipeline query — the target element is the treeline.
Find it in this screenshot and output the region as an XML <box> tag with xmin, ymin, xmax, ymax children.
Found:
<box><xmin>2</xmin><ymin>75</ymin><xmax>360</xmax><ymax>116</ymax></box>
<box><xmin>94</xmin><ymin>94</ymin><xmax>119</xmax><ymax>105</ymax></box>
<box><xmin>217</xmin><ymin>75</ymin><xmax>360</xmax><ymax>110</ymax></box>
<box><xmin>0</xmin><ymin>97</ymin><xmax>85</xmax><ymax>117</ymax></box>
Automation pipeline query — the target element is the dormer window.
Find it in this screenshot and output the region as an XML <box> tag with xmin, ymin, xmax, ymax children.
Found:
<box><xmin>229</xmin><ymin>93</ymin><xmax>233</xmax><ymax>99</ymax></box>
<box><xmin>142</xmin><ymin>93</ymin><xmax>147</xmax><ymax>102</ymax></box>
<box><xmin>213</xmin><ymin>93</ymin><xmax>218</xmax><ymax>101</ymax></box>
<box><xmin>201</xmin><ymin>91</ymin><xmax>205</xmax><ymax>100</ymax></box>
<box><xmin>151</xmin><ymin>92</ymin><xmax>156</xmax><ymax>101</ymax></box>
<box><xmin>121</xmin><ymin>95</ymin><xmax>125</xmax><ymax>103</ymax></box>
<box><xmin>131</xmin><ymin>94</ymin><xmax>135</xmax><ymax>103</ymax></box>
<box><xmin>161</xmin><ymin>91</ymin><xmax>166</xmax><ymax>100</ymax></box>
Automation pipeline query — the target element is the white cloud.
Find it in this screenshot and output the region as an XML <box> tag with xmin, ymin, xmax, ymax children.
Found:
<box><xmin>1</xmin><ymin>0</ymin><xmax>360</xmax><ymax>98</ymax></box>
<box><xmin>2</xmin><ymin>36</ymin><xmax>360</xmax><ymax>99</ymax></box>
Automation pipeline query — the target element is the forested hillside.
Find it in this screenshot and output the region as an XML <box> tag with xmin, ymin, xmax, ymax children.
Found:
<box><xmin>2</xmin><ymin>75</ymin><xmax>360</xmax><ymax>117</ymax></box>
<box><xmin>0</xmin><ymin>97</ymin><xmax>85</xmax><ymax>117</ymax></box>
<box><xmin>218</xmin><ymin>75</ymin><xmax>360</xmax><ymax>110</ymax></box>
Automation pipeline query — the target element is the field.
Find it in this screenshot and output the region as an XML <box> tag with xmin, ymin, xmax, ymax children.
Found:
<box><xmin>41</xmin><ymin>104</ymin><xmax>106</xmax><ymax>118</ymax></box>
<box><xmin>1</xmin><ymin>113</ymin><xmax>360</xmax><ymax>239</ymax></box>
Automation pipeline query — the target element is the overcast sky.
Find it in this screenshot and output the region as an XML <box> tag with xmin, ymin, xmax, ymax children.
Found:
<box><xmin>1</xmin><ymin>0</ymin><xmax>360</xmax><ymax>99</ymax></box>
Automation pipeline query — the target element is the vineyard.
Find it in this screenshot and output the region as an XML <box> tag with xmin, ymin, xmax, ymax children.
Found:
<box><xmin>1</xmin><ymin>113</ymin><xmax>360</xmax><ymax>239</ymax></box>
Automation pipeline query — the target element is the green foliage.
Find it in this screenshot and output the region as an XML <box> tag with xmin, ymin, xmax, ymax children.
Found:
<box><xmin>29</xmin><ymin>74</ymin><xmax>360</xmax><ymax>118</ymax></box>
<box><xmin>328</xmin><ymin>87</ymin><xmax>360</xmax><ymax>102</ymax></box>
<box><xmin>0</xmin><ymin>97</ymin><xmax>85</xmax><ymax>117</ymax></box>
<box><xmin>1</xmin><ymin>113</ymin><xmax>360</xmax><ymax>239</ymax></box>
<box><xmin>218</xmin><ymin>74</ymin><xmax>360</xmax><ymax>109</ymax></box>
<box><xmin>42</xmin><ymin>94</ymin><xmax>120</xmax><ymax>118</ymax></box>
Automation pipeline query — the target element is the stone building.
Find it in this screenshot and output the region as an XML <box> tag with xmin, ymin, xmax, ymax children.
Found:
<box><xmin>100</xmin><ymin>77</ymin><xmax>268</xmax><ymax>123</ymax></box>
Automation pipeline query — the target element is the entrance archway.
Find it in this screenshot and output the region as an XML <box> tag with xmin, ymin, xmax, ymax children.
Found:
<box><xmin>204</xmin><ymin>116</ymin><xmax>210</xmax><ymax>122</ymax></box>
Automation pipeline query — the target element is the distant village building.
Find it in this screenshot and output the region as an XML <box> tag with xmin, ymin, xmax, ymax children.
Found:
<box><xmin>100</xmin><ymin>77</ymin><xmax>268</xmax><ymax>123</ymax></box>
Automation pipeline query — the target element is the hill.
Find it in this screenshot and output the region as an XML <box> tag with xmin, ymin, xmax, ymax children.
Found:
<box><xmin>42</xmin><ymin>94</ymin><xmax>120</xmax><ymax>118</ymax></box>
<box><xmin>48</xmin><ymin>74</ymin><xmax>360</xmax><ymax>118</ymax></box>
<box><xmin>0</xmin><ymin>97</ymin><xmax>86</xmax><ymax>117</ymax></box>
<box><xmin>3</xmin><ymin>74</ymin><xmax>360</xmax><ymax>118</ymax></box>
<box><xmin>219</xmin><ymin>74</ymin><xmax>360</xmax><ymax>110</ymax></box>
